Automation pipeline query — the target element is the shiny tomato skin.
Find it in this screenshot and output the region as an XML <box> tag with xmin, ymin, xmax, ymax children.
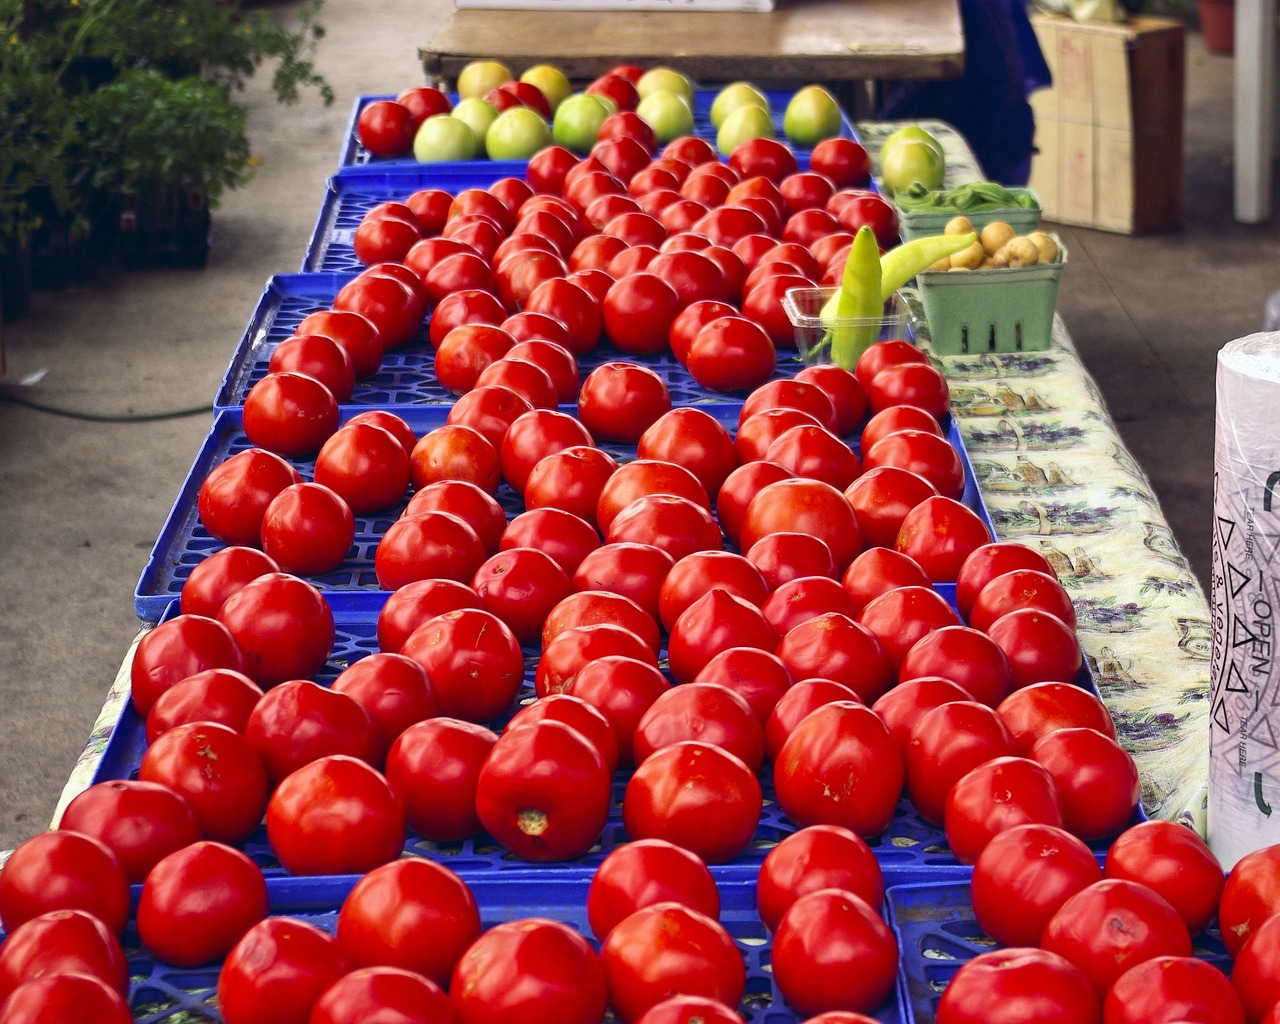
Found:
<box><xmin>606</xmin><ymin>493</ymin><xmax>723</xmax><ymax>564</ymax></box>
<box><xmin>471</xmin><ymin>546</ymin><xmax>573</xmax><ymax>646</ymax></box>
<box><xmin>863</xmin><ymin>361</ymin><xmax>951</xmax><ymax>422</ymax></box>
<box><xmin>736</xmin><ymin>409</ymin><xmax>822</xmax><ymax>464</ymax></box>
<box><xmin>943</xmin><ymin>755</ymin><xmax>1065</xmax><ymax>865</ymax></box>
<box><xmin>986</xmin><ymin>608</ymin><xmax>1083</xmax><ymax>690</ymax></box>
<box><xmin>376</xmin><ymin>578</ymin><xmax>482</xmax><ymax>654</ymax></box>
<box><xmin>129</xmin><ymin>612</ymin><xmax>245</xmax><ymax>716</ymax></box>
<box><xmin>346</xmin><ymin>409</ymin><xmax>416</xmax><ymax>456</ymax></box>
<box><xmin>568</xmin><ymin>654</ymin><xmax>672</xmax><ymax>767</ymax></box>
<box><xmin>659</xmin><ymin>550</ymin><xmax>769</xmax><ymax>632</ymax></box>
<box><xmin>633</xmin><ymin>995</ymin><xmax>745</xmax><ymax>1024</ymax></box>
<box><xmin>179</xmin><ymin>545</ymin><xmax>281</xmax><ymax>618</ymax></box>
<box><xmin>955</xmin><ymin>542</ymin><xmax>1061</xmax><ymax>619</ymax></box>
<box><xmin>452</xmin><ymin>920</ymin><xmax>608</xmax><ymax>1024</ymax></box>
<box><xmin>543</xmin><ymin>589</ymin><xmax>662</xmax><ymax>656</ymax></box>
<box><xmin>765</xmin><ymin>678</ymin><xmax>862</xmax><ymax>763</ymax></box>
<box><xmin>314</xmin><ymin>421</ymin><xmax>412</xmax><ymax>514</ymax></box>
<box><xmin>244</xmin><ymin>678</ymin><xmax>383</xmax><ymax>786</ymax></box>
<box><xmin>844</xmin><ymin>465</ymin><xmax>938</xmax><ymax>550</ymax></box>
<box><xmin>855</xmin><ymin>584</ymin><xmax>961</xmax><ymax>672</ymax></box>
<box><xmin>898</xmin><ymin>625</ymin><xmax>1013</xmax><ymax>708</ymax></box>
<box><xmin>971</xmin><ymin>822</ymin><xmax>1103</xmax><ymax>947</ymax></box>
<box><xmin>1219</xmin><ymin>844</ymin><xmax>1280</xmax><ymax>958</ymax></box>
<box><xmin>198</xmin><ymin>447</ymin><xmax>302</xmax><ymax>547</ymax></box>
<box><xmin>357</xmin><ymin>99</ymin><xmax>416</xmax><ymax>156</ymax></box>
<box><xmin>623</xmin><ymin>741</ymin><xmax>763</xmax><ymax>864</ymax></box>
<box><xmin>936</xmin><ymin>946</ymin><xmax>1101</xmax><ymax>1024</ymax></box>
<box><xmin>268</xmin><ymin>333</ymin><xmax>355</xmax><ymax>403</ymax></box>
<box><xmin>761</xmin><ymin>575</ymin><xmax>855</xmax><ymax>637</ymax></box>
<box><xmin>596</xmin><ymin>458</ymin><xmax>711</xmax><ymax>531</ymax></box>
<box><xmin>405</xmin><ymin>479</ymin><xmax>507</xmax><ymax>555</ymax></box>
<box><xmin>502</xmin><ymin>506</ymin><xmax>606</xmax><ymax>578</ymax></box>
<box><xmin>632</xmin><ymin>682</ymin><xmax>765</xmax><ymax>771</ymax></box>
<box><xmin>242</xmin><ymin>371</ymin><xmax>340</xmax><ymax>458</ymax></box>
<box><xmin>376</xmin><ymin>511</ymin><xmax>489</xmax><ymax>592</ymax></box>
<box><xmin>525</xmin><ymin>445</ymin><xmax>619</xmax><ymax>524</ymax></box>
<box><xmin>138</xmin><ymin>720</ymin><xmax>269</xmax><ymax>844</ymax></box>
<box><xmin>870</xmin><ymin>675</ymin><xmax>973</xmax><ymax>757</ymax></box>
<box><xmin>774</xmin><ymin>612</ymin><xmax>893</xmax><ymax>703</ymax></box>
<box><xmin>715</xmin><ymin>462</ymin><xmax>794</xmax><ymax>547</ymax></box>
<box><xmin>0</xmin><ymin>909</ymin><xmax>128</xmax><ymax>1004</ymax></box>
<box><xmin>298</xmin><ymin>308</ymin><xmax>383</xmax><ymax>380</ymax></box>
<box><xmin>476</xmin><ymin>718</ymin><xmax>613</xmax><ymax>862</ymax></box>
<box><xmin>216</xmin><ymin>572</ymin><xmax>334</xmax><ymax>687</ymax></box>
<box><xmin>217</xmin><ymin>916</ymin><xmax>348</xmax><ymax>1024</ymax></box>
<box><xmin>764</xmin><ymin>424</ymin><xmax>860</xmax><ymax>491</ymax></box>
<box><xmin>0</xmin><ymin>973</ymin><xmax>132</xmax><ymax>1024</ymax></box>
<box><xmin>602</xmin><ymin>902</ymin><xmax>746</xmax><ymax>1024</ymax></box>
<box><xmin>686</xmin><ymin>316</ymin><xmax>777</xmax><ymax>394</ymax></box>
<box><xmin>572</xmin><ymin>542</ymin><xmax>675</xmax><ymax>623</ymax></box>
<box><xmin>602</xmin><ymin>273</ymin><xmax>682</xmax><ymax>355</ymax></box>
<box><xmin>996</xmin><ymin>681</ymin><xmax>1117</xmax><ymax>754</ymax></box>
<box><xmin>905</xmin><ymin>700</ymin><xmax>1017</xmax><ymax>826</ymax></box>
<box><xmin>970</xmin><ymin>568</ymin><xmax>1078</xmax><ymax>633</ymax></box>
<box><xmin>667</xmin><ymin>590</ymin><xmax>776</xmax><ymax>686</ymax></box>
<box><xmin>266</xmin><ymin>755</ymin><xmax>406</xmax><ymax>876</ymax></box>
<box><xmin>384</xmin><ymin>717</ymin><xmax>497</xmax><ymax>842</ymax></box>
<box><xmin>525</xmin><ymin>277</ymin><xmax>603</xmax><ymax>355</ymax></box>
<box><xmin>310</xmin><ymin>967</ymin><xmax>457</xmax><ymax>1024</ymax></box>
<box><xmin>637</xmin><ymin>407</ymin><xmax>738</xmax><ymax>498</ymax></box>
<box><xmin>578</xmin><ymin>362</ymin><xmax>672</xmax><ymax>443</ymax></box>
<box><xmin>586</xmin><ymin>839</ymin><xmax>721</xmax><ymax>943</ymax></box>
<box><xmin>740</xmin><ymin>378</ymin><xmax>837</xmax><ymax>432</ymax></box>
<box><xmin>859</xmin><ymin>404</ymin><xmax>942</xmax><ymax>454</ymax></box>
<box><xmin>410</xmin><ymin>424</ymin><xmax>502</xmax><ymax>495</ymax></box>
<box><xmin>0</xmin><ymin>831</ymin><xmax>129</xmax><ymax>937</ymax></box>
<box><xmin>331</xmin><ymin>651</ymin><xmax>438</xmax><ymax>748</ymax></box>
<box><xmin>500</xmin><ymin>408</ymin><xmax>596</xmax><ymax>493</ymax></box>
<box><xmin>1230</xmin><ymin>913</ymin><xmax>1280</xmax><ymax>1022</ymax></box>
<box><xmin>689</xmin><ymin>646</ymin><xmax>795</xmax><ymax>725</ymax></box>
<box><xmin>136</xmin><ymin>840</ymin><xmax>268</xmax><ymax>968</ymax></box>
<box><xmin>506</xmin><ymin>693</ymin><xmax>620</xmax><ymax>775</ymax></box>
<box><xmin>400</xmin><ymin>608</ymin><xmax>524</xmax><ymax>723</ymax></box>
<box><xmin>335</xmin><ymin>857</ymin><xmax>480</xmax><ymax>986</ymax></box>
<box><xmin>260</xmin><ymin>481</ymin><xmax>355</xmax><ymax>577</ymax></box>
<box><xmin>894</xmin><ymin>495</ymin><xmax>993</xmax><ymax>583</ymax></box>
<box><xmin>747</xmin><ymin>533</ymin><xmax>838</xmax><ymax>591</ymax></box>
<box><xmin>864</xmin><ymin>429</ymin><xmax>965</xmax><ymax>502</ymax></box>
<box><xmin>774</xmin><ymin>701</ymin><xmax>903</xmax><ymax>838</ymax></box>
<box><xmin>535</xmin><ymin>622</ymin><xmax>658</xmax><ymax>698</ymax></box>
<box><xmin>742</xmin><ymin>478</ymin><xmax>863</xmax><ymax>572</ymax></box>
<box><xmin>57</xmin><ymin>779</ymin><xmax>201</xmax><ymax>885</ymax></box>
<box><xmin>1040</xmin><ymin>879</ymin><xmax>1192</xmax><ymax>998</ymax></box>
<box><xmin>771</xmin><ymin>889</ymin><xmax>898</xmax><ymax>1017</ymax></box>
<box><xmin>1102</xmin><ymin>955</ymin><xmax>1244</xmax><ymax>1024</ymax></box>
<box><xmin>1030</xmin><ymin>727</ymin><xmax>1140</xmax><ymax>841</ymax></box>
<box><xmin>756</xmin><ymin>824</ymin><xmax>883</xmax><ymax>934</ymax></box>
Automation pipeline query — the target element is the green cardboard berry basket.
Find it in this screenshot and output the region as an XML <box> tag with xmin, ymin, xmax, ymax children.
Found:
<box><xmin>895</xmin><ymin>187</ymin><xmax>1043</xmax><ymax>241</ymax></box>
<box><xmin>915</xmin><ymin>238</ymin><xmax>1066</xmax><ymax>355</ymax></box>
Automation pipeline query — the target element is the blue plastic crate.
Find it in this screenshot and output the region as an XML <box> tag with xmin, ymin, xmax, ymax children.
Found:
<box><xmin>886</xmin><ymin>880</ymin><xmax>1230</xmax><ymax>1024</ymax></box>
<box><xmin>71</xmin><ymin>874</ymin><xmax>902</xmax><ymax>1024</ymax></box>
<box><xmin>337</xmin><ymin>89</ymin><xmax>856</xmax><ymax>172</ymax></box>
<box><xmin>134</xmin><ymin>402</ymin><xmax>995</xmax><ymax>620</ymax></box>
<box><xmin>213</xmin><ymin>273</ymin><xmax>824</xmax><ymax>412</ymax></box>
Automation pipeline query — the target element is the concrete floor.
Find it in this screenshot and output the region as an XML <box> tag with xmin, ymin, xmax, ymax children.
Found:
<box><xmin>0</xmin><ymin>0</ymin><xmax>1268</xmax><ymax>854</ymax></box>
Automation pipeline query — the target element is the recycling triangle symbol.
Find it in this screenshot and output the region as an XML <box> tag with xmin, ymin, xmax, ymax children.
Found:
<box><xmin>1228</xmin><ymin>562</ymin><xmax>1252</xmax><ymax>597</ymax></box>
<box><xmin>1218</xmin><ymin>515</ymin><xmax>1237</xmax><ymax>550</ymax></box>
<box><xmin>1234</xmin><ymin>614</ymin><xmax>1261</xmax><ymax>649</ymax></box>
<box><xmin>1214</xmin><ymin>698</ymin><xmax>1231</xmax><ymax>733</ymax></box>
<box><xmin>1224</xmin><ymin>661</ymin><xmax>1250</xmax><ymax>693</ymax></box>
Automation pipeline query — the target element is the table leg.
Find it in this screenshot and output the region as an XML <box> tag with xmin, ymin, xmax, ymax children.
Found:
<box><xmin>1235</xmin><ymin>0</ymin><xmax>1277</xmax><ymax>223</ymax></box>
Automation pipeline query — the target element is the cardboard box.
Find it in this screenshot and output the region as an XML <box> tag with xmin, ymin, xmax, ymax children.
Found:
<box><xmin>1027</xmin><ymin>13</ymin><xmax>1185</xmax><ymax>234</ymax></box>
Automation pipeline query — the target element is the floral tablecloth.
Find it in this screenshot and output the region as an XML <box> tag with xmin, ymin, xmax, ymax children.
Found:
<box><xmin>46</xmin><ymin>123</ymin><xmax>1214</xmax><ymax>843</ymax></box>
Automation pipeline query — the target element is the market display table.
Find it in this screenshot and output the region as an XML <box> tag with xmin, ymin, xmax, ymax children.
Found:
<box><xmin>420</xmin><ymin>0</ymin><xmax>965</xmax><ymax>87</ymax></box>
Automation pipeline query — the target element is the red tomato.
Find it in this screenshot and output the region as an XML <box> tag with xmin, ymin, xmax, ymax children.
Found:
<box><xmin>740</xmin><ymin>378</ymin><xmax>838</xmax><ymax>432</ymax></box>
<box><xmin>647</xmin><ymin>249</ymin><xmax>728</xmax><ymax>308</ymax></box>
<box><xmin>771</xmin><ymin>889</ymin><xmax>897</xmax><ymax>1017</ymax></box>
<box><xmin>396</xmin><ymin>86</ymin><xmax>452</xmax><ymax>127</ymax></box>
<box><xmin>314</xmin><ymin>422</ymin><xmax>411</xmax><ymax>514</ymax></box>
<box><xmin>217</xmin><ymin>916</ymin><xmax>348</xmax><ymax>1024</ymax></box>
<box><xmin>1041</xmin><ymin>879</ymin><xmax>1192</xmax><ymax>998</ymax></box>
<box><xmin>447</xmin><ymin>384</ymin><xmax>537</xmax><ymax>448</ymax></box>
<box><xmin>1108</xmin><ymin>957</ymin><xmax>1244</xmax><ymax>1024</ymax></box>
<box><xmin>242</xmin><ymin>371</ymin><xmax>339</xmax><ymax>457</ymax></box>
<box><xmin>57</xmin><ymin>779</ymin><xmax>201</xmax><ymax>884</ymax></box>
<box><xmin>543</xmin><ymin>589</ymin><xmax>661</xmax><ymax>656</ymax></box>
<box><xmin>0</xmin><ymin>831</ymin><xmax>129</xmax><ymax>937</ymax></box>
<box><xmin>572</xmin><ymin>542</ymin><xmax>675</xmax><ymax>624</ymax></box>
<box><xmin>623</xmin><ymin>740</ymin><xmax>762</xmax><ymax>864</ymax></box>
<box><xmin>904</xmin><ymin>700</ymin><xmax>1017</xmax><ymax>826</ymax></box>
<box><xmin>586</xmin><ymin>838</ymin><xmax>721</xmax><ymax>943</ymax></box>
<box><xmin>309</xmin><ymin>967</ymin><xmax>456</xmax><ymax>1024</ymax></box>
<box><xmin>527</xmin><ymin>143</ymin><xmax>581</xmax><ymax>193</ymax></box>
<box><xmin>774</xmin><ymin>701</ymin><xmax>903</xmax><ymax>837</ymax></box>
<box><xmin>506</xmin><ymin>693</ymin><xmax>620</xmax><ymax>774</ymax></box>
<box><xmin>384</xmin><ymin>717</ymin><xmax>497</xmax><ymax>842</ymax></box>
<box><xmin>1030</xmin><ymin>727</ymin><xmax>1140</xmax><ymax>841</ymax></box>
<box><xmin>742</xmin><ymin>478</ymin><xmax>863</xmax><ymax>572</ymax></box>
<box><xmin>297</xmin><ymin>309</ymin><xmax>384</xmax><ymax>381</ymax></box>
<box><xmin>139</xmin><ymin>721</ymin><xmax>269</xmax><ymax>844</ymax></box>
<box><xmin>895</xmin><ymin>495</ymin><xmax>992</xmax><ymax>583</ymax></box>
<box><xmin>606</xmin><ymin>493</ymin><xmax>723</xmax><ymax>564</ymax></box>
<box><xmin>765</xmin><ymin>679</ymin><xmax>862</xmax><ymax>763</ymax></box>
<box><xmin>375</xmin><ymin>511</ymin><xmax>488</xmax><ymax>591</ymax></box>
<box><xmin>472</xmin><ymin>546</ymin><xmax>572</xmax><ymax>645</ymax></box>
<box><xmin>659</xmin><ymin>550</ymin><xmax>768</xmax><ymax>632</ymax></box>
<box><xmin>260</xmin><ymin>481</ymin><xmax>355</xmax><ymax>577</ymax></box>
<box><xmin>936</xmin><ymin>946</ymin><xmax>1101</xmax><ymax>1024</ymax></box>
<box><xmin>601</xmin><ymin>273</ymin><xmax>681</xmax><ymax>355</ymax></box>
<box><xmin>859</xmin><ymin>404</ymin><xmax>941</xmax><ymax>454</ymax></box>
<box><xmin>535</xmin><ymin>622</ymin><xmax>658</xmax><ymax>697</ymax></box>
<box><xmin>143</xmin><ymin>669</ymin><xmax>254</xmax><ymax>746</ymax></box>
<box><xmin>345</xmin><ymin>409</ymin><xmax>416</xmax><ymax>456</ymax></box>
<box><xmin>779</xmin><ymin>170</ymin><xmax>838</xmax><ymax>215</ymax></box>
<box><xmin>1217</xmin><ymin>844</ymin><xmax>1280</xmax><ymax>957</ymax></box>
<box><xmin>987</xmin><ymin>609</ymin><xmax>1084</xmax><ymax>690</ymax></box>
<box><xmin>634</xmin><ymin>996</ymin><xmax>745</xmax><ymax>1024</ymax></box>
<box><xmin>0</xmin><ymin>973</ymin><xmax>132</xmax><ymax>1024</ymax></box>
<box><xmin>501</xmin><ymin>408</ymin><xmax>596</xmax><ymax>493</ymax></box>
<box><xmin>569</xmin><ymin>655</ymin><xmax>672</xmax><ymax>766</ymax></box>
<box><xmin>844</xmin><ymin>465</ymin><xmax>938</xmax><ymax>549</ymax></box>
<box><xmin>268</xmin><ymin>333</ymin><xmax>355</xmax><ymax>403</ymax></box>
<box><xmin>870</xmin><ymin>675</ymin><xmax>972</xmax><ymax>755</ymax></box>
<box><xmin>669</xmin><ymin>299</ymin><xmax>738</xmax><ymax>366</ymax></box>
<box><xmin>136</xmin><ymin>840</ymin><xmax>268</xmax><ymax>968</ymax></box>
<box><xmin>944</xmin><ymin>755</ymin><xmax>1065</xmax><ymax>864</ymax></box>
<box><xmin>637</xmin><ymin>407</ymin><xmax>738</xmax><ymax>498</ymax></box>
<box><xmin>828</xmin><ymin>190</ymin><xmax>898</xmax><ymax>248</ymax></box>
<box><xmin>855</xmin><ymin>584</ymin><xmax>961</xmax><ymax>672</ymax></box>
<box><xmin>410</xmin><ymin>424</ymin><xmax>502</xmax><ymax>494</ymax></box>
<box><xmin>1231</xmin><ymin>913</ymin><xmax>1280</xmax><ymax>1022</ymax></box>
<box><xmin>809</xmin><ymin>138</ymin><xmax>871</xmax><ymax>188</ymax></box>
<box><xmin>956</xmin><ymin>541</ymin><xmax>1061</xmax><ymax>621</ymax></box>
<box><xmin>335</xmin><ymin>271</ymin><xmax>425</xmax><ymax>349</ymax></box>
<box><xmin>863</xmin><ymin>429</ymin><xmax>965</xmax><ymax>502</ymax></box>
<box><xmin>400</xmin><ymin>608</ymin><xmax>524</xmax><ymax>722</ymax></box>
<box><xmin>747</xmin><ymin>532</ymin><xmax>838</xmax><ymax>590</ymax></box>
<box><xmin>691</xmin><ymin>646</ymin><xmax>795</xmax><ymax>725</ymax></box>
<box><xmin>505</xmin><ymin>335</ymin><xmax>581</xmax><ymax>402</ymax></box>
<box><xmin>495</xmin><ymin>249</ymin><xmax>570</xmax><ymax>311</ymax></box>
<box><xmin>376</xmin><ymin>578</ymin><xmax>482</xmax><ymax>654</ymax></box>
<box><xmin>602</xmin><ymin>902</ymin><xmax>746</xmax><ymax>1023</ymax></box>
<box><xmin>729</xmin><ymin>136</ymin><xmax>799</xmax><ymax>183</ymax></box>
<box><xmin>335</xmin><ymin>858</ymin><xmax>480</xmax><ymax>985</ymax></box>
<box><xmin>633</xmin><ymin>682</ymin><xmax>765</xmax><ymax>771</ymax></box>
<box><xmin>216</xmin><ymin>572</ymin><xmax>334</xmax><ymax>687</ymax></box>
<box><xmin>433</xmin><ymin>323</ymin><xmax>515</xmax><ymax>395</ymax></box>
<box><xmin>198</xmin><ymin>448</ymin><xmax>302</xmax><ymax>547</ymax></box>
<box><xmin>840</xmin><ymin>546</ymin><xmax>931</xmax><ymax>614</ymax></box>
<box><xmin>331</xmin><ymin>652</ymin><xmax>436</xmax><ymax>748</ymax></box>
<box><xmin>971</xmin><ymin>568</ymin><xmax>1078</xmax><ymax>632</ymax></box>
<box><xmin>716</xmin><ymin>462</ymin><xmax>794</xmax><ymax>547</ymax></box>
<box><xmin>898</xmin><ymin>624</ymin><xmax>1012</xmax><ymax>708</ymax></box>
<box><xmin>597</xmin><ymin>458</ymin><xmax>710</xmax><ymax>531</ymax></box>
<box><xmin>578</xmin><ymin>362</ymin><xmax>672</xmax><ymax>443</ymax></box>
<box><xmin>996</xmin><ymin>681</ymin><xmax>1117</xmax><ymax>754</ymax></box>
<box><xmin>404</xmin><ymin>479</ymin><xmax>507</xmax><ymax>554</ymax></box>
<box><xmin>425</xmin><ymin>288</ymin><xmax>506</xmax><ymax>348</ymax></box>
<box><xmin>686</xmin><ymin>316</ymin><xmax>777</xmax><ymax>393</ymax></box>
<box><xmin>266</xmin><ymin>755</ymin><xmax>406</xmax><ymax>876</ymax></box>
<box><xmin>450</xmin><ymin>918</ymin><xmax>608</xmax><ymax>1024</ymax></box>
<box><xmin>764</xmin><ymin>424</ymin><xmax>860</xmax><ymax>490</ymax></box>
<box><xmin>425</xmin><ymin>249</ymin><xmax>499</xmax><ymax>298</ymax></box>
<box><xmin>245</xmin><ymin>678</ymin><xmax>382</xmax><ymax>786</ymax></box>
<box><xmin>757</xmin><ymin>825</ymin><xmax>883</xmax><ymax>933</ymax></box>
<box><xmin>0</xmin><ymin>909</ymin><xmax>128</xmax><ymax>1004</ymax></box>
<box><xmin>736</xmin><ymin>409</ymin><xmax>823</xmax><ymax>464</ymax></box>
<box><xmin>863</xmin><ymin>361</ymin><xmax>950</xmax><ymax>422</ymax></box>
<box><xmin>775</xmin><ymin>612</ymin><xmax>893</xmax><ymax>702</ymax></box>
<box><xmin>129</xmin><ymin>612</ymin><xmax>244</xmax><ymax>715</ymax></box>
<box><xmin>476</xmin><ymin>719</ymin><xmax>613</xmax><ymax>862</ymax></box>
<box><xmin>525</xmin><ymin>278</ymin><xmax>603</xmax><ymax>355</ymax></box>
<box><xmin>668</xmin><ymin>589</ymin><xmax>775</xmax><ymax>685</ymax></box>
<box><xmin>761</xmin><ymin>575</ymin><xmax>856</xmax><ymax>637</ymax></box>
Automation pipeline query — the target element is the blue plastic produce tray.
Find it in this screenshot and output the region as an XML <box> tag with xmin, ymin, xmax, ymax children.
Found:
<box><xmin>886</xmin><ymin>880</ymin><xmax>1230</xmax><ymax>1024</ymax></box>
<box><xmin>337</xmin><ymin>88</ymin><xmax>856</xmax><ymax>172</ymax></box>
<box><xmin>133</xmin><ymin>404</ymin><xmax>994</xmax><ymax>621</ymax></box>
<box><xmin>214</xmin><ymin>273</ymin><xmax>825</xmax><ymax>412</ymax></box>
<box><xmin>74</xmin><ymin>874</ymin><xmax>902</xmax><ymax>1024</ymax></box>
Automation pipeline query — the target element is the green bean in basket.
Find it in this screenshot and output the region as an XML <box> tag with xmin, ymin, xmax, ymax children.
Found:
<box><xmin>895</xmin><ymin>180</ymin><xmax>1040</xmax><ymax>213</ymax></box>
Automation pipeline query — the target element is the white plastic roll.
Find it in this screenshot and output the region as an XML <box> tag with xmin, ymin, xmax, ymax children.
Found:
<box><xmin>1210</xmin><ymin>331</ymin><xmax>1280</xmax><ymax>869</ymax></box>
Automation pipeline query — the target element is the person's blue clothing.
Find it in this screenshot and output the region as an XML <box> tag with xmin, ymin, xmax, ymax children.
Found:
<box><xmin>876</xmin><ymin>0</ymin><xmax>1052</xmax><ymax>185</ymax></box>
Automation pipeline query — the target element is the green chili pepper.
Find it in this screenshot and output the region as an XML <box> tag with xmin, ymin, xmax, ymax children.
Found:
<box><xmin>823</xmin><ymin>225</ymin><xmax>882</xmax><ymax>368</ymax></box>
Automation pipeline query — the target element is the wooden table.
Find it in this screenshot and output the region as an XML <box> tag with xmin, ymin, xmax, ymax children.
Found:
<box><xmin>420</xmin><ymin>0</ymin><xmax>965</xmax><ymax>89</ymax></box>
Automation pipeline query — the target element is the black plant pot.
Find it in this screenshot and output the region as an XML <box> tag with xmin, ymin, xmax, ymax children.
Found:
<box><xmin>118</xmin><ymin>183</ymin><xmax>211</xmax><ymax>269</ymax></box>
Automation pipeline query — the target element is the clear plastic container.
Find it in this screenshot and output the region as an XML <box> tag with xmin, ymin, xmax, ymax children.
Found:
<box><xmin>781</xmin><ymin>288</ymin><xmax>915</xmax><ymax>368</ymax></box>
